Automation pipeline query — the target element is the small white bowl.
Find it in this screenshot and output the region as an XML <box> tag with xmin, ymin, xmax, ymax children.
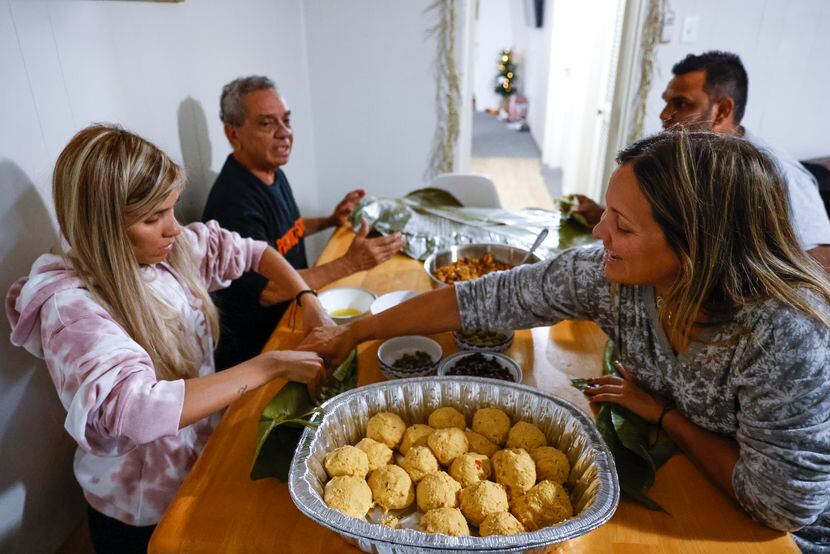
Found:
<box><xmin>437</xmin><ymin>351</ymin><xmax>522</xmax><ymax>383</ymax></box>
<box><xmin>318</xmin><ymin>287</ymin><xmax>377</xmax><ymax>325</ymax></box>
<box><xmin>370</xmin><ymin>290</ymin><xmax>420</xmax><ymax>315</ymax></box>
<box><xmin>377</xmin><ymin>336</ymin><xmax>442</xmax><ymax>379</ymax></box>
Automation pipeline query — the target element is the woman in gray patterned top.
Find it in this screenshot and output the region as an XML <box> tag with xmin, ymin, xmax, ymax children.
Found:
<box><xmin>301</xmin><ymin>131</ymin><xmax>830</xmax><ymax>551</ymax></box>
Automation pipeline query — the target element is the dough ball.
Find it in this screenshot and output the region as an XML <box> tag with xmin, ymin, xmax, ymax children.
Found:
<box><xmin>506</xmin><ymin>421</ymin><xmax>547</xmax><ymax>451</ymax></box>
<box><xmin>324</xmin><ymin>445</ymin><xmax>369</xmax><ymax>479</ymax></box>
<box><xmin>492</xmin><ymin>448</ymin><xmax>536</xmax><ymax>497</ymax></box>
<box><xmin>416</xmin><ymin>471</ymin><xmax>461</xmax><ymax>512</ymax></box>
<box><xmin>354</xmin><ymin>438</ymin><xmax>393</xmax><ymax>472</ymax></box>
<box><xmin>510</xmin><ymin>480</ymin><xmax>573</xmax><ymax>531</ymax></box>
<box><xmin>465</xmin><ymin>430</ymin><xmax>500</xmax><ymax>457</ymax></box>
<box><xmin>427</xmin><ymin>427</ymin><xmax>469</xmax><ymax>465</ymax></box>
<box><xmin>366</xmin><ymin>412</ymin><xmax>407</xmax><ymax>449</ymax></box>
<box><xmin>428</xmin><ymin>407</ymin><xmax>466</xmax><ymax>430</ymax></box>
<box><xmin>399</xmin><ymin>424</ymin><xmax>435</xmax><ymax>455</ymax></box>
<box><xmin>420</xmin><ymin>507</ymin><xmax>470</xmax><ymax>536</ymax></box>
<box><xmin>449</xmin><ymin>453</ymin><xmax>491</xmax><ymax>487</ymax></box>
<box><xmin>530</xmin><ymin>446</ymin><xmax>569</xmax><ymax>484</ymax></box>
<box><xmin>324</xmin><ymin>475</ymin><xmax>373</xmax><ymax>518</ymax></box>
<box><xmin>472</xmin><ymin>407</ymin><xmax>512</xmax><ymax>446</ymax></box>
<box><xmin>479</xmin><ymin>511</ymin><xmax>526</xmax><ymax>536</ymax></box>
<box><xmin>459</xmin><ymin>480</ymin><xmax>509</xmax><ymax>526</ymax></box>
<box><xmin>367</xmin><ymin>464</ymin><xmax>415</xmax><ymax>510</ymax></box>
<box><xmin>399</xmin><ymin>445</ymin><xmax>440</xmax><ymax>482</ymax></box>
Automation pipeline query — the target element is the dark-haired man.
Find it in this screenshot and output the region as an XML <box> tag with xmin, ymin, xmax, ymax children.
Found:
<box><xmin>203</xmin><ymin>76</ymin><xmax>405</xmax><ymax>369</ymax></box>
<box><xmin>575</xmin><ymin>51</ymin><xmax>830</xmax><ymax>271</ymax></box>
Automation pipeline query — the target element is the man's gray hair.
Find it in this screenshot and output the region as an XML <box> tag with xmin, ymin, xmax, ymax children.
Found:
<box><xmin>220</xmin><ymin>75</ymin><xmax>276</xmax><ymax>126</ymax></box>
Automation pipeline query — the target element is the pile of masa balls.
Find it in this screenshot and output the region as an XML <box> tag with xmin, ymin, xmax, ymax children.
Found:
<box><xmin>322</xmin><ymin>406</ymin><xmax>573</xmax><ymax>537</ymax></box>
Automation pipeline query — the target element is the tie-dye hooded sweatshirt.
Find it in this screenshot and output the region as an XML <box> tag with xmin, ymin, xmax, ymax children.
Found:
<box><xmin>5</xmin><ymin>221</ymin><xmax>267</xmax><ymax>526</ymax></box>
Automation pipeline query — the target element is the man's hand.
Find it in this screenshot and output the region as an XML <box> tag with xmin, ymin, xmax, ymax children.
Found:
<box><xmin>572</xmin><ymin>194</ymin><xmax>605</xmax><ymax>227</ymax></box>
<box><xmin>343</xmin><ymin>220</ymin><xmax>405</xmax><ymax>273</ymax></box>
<box><xmin>332</xmin><ymin>189</ymin><xmax>366</xmax><ymax>227</ymax></box>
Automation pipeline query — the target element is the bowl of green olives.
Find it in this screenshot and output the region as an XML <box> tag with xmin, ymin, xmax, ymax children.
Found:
<box><xmin>452</xmin><ymin>328</ymin><xmax>514</xmax><ymax>353</ymax></box>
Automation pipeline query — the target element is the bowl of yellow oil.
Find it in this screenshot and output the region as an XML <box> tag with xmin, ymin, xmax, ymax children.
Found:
<box><xmin>318</xmin><ymin>287</ymin><xmax>377</xmax><ymax>325</ymax></box>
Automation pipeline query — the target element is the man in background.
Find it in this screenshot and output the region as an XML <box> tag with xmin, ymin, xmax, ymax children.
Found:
<box><xmin>203</xmin><ymin>76</ymin><xmax>404</xmax><ymax>369</ymax></box>
<box><xmin>575</xmin><ymin>51</ymin><xmax>830</xmax><ymax>271</ymax></box>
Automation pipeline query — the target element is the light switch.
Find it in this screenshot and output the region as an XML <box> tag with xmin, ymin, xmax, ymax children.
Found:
<box><xmin>660</xmin><ymin>8</ymin><xmax>675</xmax><ymax>43</ymax></box>
<box><xmin>680</xmin><ymin>15</ymin><xmax>700</xmax><ymax>43</ymax></box>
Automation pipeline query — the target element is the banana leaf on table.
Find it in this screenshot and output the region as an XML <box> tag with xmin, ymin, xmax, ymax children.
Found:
<box><xmin>351</xmin><ymin>188</ymin><xmax>597</xmax><ymax>261</ymax></box>
<box><xmin>251</xmin><ymin>350</ymin><xmax>358</xmax><ymax>481</ymax></box>
<box><xmin>572</xmin><ymin>340</ymin><xmax>677</xmax><ymax>512</ymax></box>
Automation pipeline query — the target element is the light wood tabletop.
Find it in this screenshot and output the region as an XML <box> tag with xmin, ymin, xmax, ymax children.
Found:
<box><xmin>149</xmin><ymin>226</ymin><xmax>797</xmax><ymax>553</ymax></box>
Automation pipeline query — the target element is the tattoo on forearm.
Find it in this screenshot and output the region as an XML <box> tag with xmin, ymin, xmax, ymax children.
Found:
<box><xmin>238</xmin><ymin>384</ymin><xmax>249</xmax><ymax>397</ymax></box>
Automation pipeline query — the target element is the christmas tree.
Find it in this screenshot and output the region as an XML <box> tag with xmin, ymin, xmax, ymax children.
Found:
<box><xmin>495</xmin><ymin>49</ymin><xmax>516</xmax><ymax>97</ymax></box>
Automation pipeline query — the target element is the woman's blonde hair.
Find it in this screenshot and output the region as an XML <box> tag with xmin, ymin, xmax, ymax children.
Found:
<box><xmin>53</xmin><ymin>124</ymin><xmax>219</xmax><ymax>380</ymax></box>
<box><xmin>618</xmin><ymin>130</ymin><xmax>830</xmax><ymax>344</ymax></box>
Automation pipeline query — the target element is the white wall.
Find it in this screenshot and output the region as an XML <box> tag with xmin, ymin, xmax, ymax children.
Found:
<box><xmin>0</xmin><ymin>0</ymin><xmax>318</xmax><ymax>550</ymax></box>
<box><xmin>644</xmin><ymin>0</ymin><xmax>830</xmax><ymax>159</ymax></box>
<box><xmin>1</xmin><ymin>1</ymin><xmax>450</xmax><ymax>551</ymax></box>
<box><xmin>303</xmin><ymin>0</ymin><xmax>439</xmax><ymax>201</ymax></box>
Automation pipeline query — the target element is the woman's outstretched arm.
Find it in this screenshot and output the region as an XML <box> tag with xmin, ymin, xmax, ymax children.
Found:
<box><xmin>299</xmin><ymin>285</ymin><xmax>461</xmax><ymax>364</ymax></box>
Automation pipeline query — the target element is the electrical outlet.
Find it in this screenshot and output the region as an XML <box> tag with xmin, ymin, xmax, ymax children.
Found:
<box><xmin>680</xmin><ymin>15</ymin><xmax>700</xmax><ymax>43</ymax></box>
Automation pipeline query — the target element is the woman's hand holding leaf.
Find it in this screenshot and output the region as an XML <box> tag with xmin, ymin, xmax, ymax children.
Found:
<box><xmin>584</xmin><ymin>361</ymin><xmax>667</xmax><ymax>424</ymax></box>
<box><xmin>265</xmin><ymin>350</ymin><xmax>327</xmax><ymax>399</ymax></box>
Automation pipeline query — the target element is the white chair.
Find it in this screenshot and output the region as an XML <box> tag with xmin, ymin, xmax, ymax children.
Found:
<box><xmin>428</xmin><ymin>172</ymin><xmax>502</xmax><ymax>208</ymax></box>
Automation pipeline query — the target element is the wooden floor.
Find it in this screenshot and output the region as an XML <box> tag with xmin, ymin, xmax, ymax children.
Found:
<box><xmin>469</xmin><ymin>156</ymin><xmax>556</xmax><ymax>211</ymax></box>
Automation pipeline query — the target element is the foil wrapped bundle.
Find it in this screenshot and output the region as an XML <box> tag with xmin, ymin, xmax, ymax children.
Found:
<box><xmin>351</xmin><ymin>188</ymin><xmax>596</xmax><ymax>261</ymax></box>
<box><xmin>289</xmin><ymin>377</ymin><xmax>619</xmax><ymax>553</ymax></box>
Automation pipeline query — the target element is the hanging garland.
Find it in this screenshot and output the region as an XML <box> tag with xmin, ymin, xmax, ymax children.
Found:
<box><xmin>627</xmin><ymin>0</ymin><xmax>663</xmax><ymax>144</ymax></box>
<box><xmin>425</xmin><ymin>0</ymin><xmax>461</xmax><ymax>179</ymax></box>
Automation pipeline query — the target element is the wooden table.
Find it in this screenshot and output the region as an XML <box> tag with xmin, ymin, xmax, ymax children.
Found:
<box><xmin>150</xmin><ymin>227</ymin><xmax>797</xmax><ymax>553</ymax></box>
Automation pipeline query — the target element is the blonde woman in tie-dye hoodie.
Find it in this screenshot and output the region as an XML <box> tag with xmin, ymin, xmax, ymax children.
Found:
<box><xmin>6</xmin><ymin>125</ymin><xmax>331</xmax><ymax>552</ymax></box>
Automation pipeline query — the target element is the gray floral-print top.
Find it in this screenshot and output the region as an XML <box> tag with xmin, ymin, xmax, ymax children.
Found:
<box><xmin>455</xmin><ymin>245</ymin><xmax>830</xmax><ymax>552</ymax></box>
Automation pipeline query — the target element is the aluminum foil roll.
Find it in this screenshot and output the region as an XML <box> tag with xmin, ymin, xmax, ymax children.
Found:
<box><xmin>288</xmin><ymin>377</ymin><xmax>619</xmax><ymax>553</ymax></box>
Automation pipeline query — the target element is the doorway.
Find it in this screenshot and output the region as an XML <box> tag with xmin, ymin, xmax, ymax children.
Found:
<box><xmin>462</xmin><ymin>0</ymin><xmax>626</xmax><ymax>208</ymax></box>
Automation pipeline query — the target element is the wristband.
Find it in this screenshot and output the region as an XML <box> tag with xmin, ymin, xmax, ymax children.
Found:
<box><xmin>294</xmin><ymin>289</ymin><xmax>318</xmax><ymax>306</ymax></box>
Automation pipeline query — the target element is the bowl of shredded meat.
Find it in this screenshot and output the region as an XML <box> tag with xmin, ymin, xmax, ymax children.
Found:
<box><xmin>423</xmin><ymin>243</ymin><xmax>541</xmax><ymax>289</ymax></box>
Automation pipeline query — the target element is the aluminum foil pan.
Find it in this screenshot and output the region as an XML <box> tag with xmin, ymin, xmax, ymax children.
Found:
<box><xmin>288</xmin><ymin>377</ymin><xmax>619</xmax><ymax>553</ymax></box>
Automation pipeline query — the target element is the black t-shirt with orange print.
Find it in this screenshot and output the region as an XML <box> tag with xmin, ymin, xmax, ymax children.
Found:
<box><xmin>202</xmin><ymin>154</ymin><xmax>309</xmax><ymax>370</ymax></box>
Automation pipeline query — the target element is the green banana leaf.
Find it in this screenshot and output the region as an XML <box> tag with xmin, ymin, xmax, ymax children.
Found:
<box><xmin>402</xmin><ymin>187</ymin><xmax>463</xmax><ymax>208</ymax></box>
<box><xmin>251</xmin><ymin>350</ymin><xmax>358</xmax><ymax>481</ymax></box>
<box><xmin>572</xmin><ymin>340</ymin><xmax>676</xmax><ymax>512</ymax></box>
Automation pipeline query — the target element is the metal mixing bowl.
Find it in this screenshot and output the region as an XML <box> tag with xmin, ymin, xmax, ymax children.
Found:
<box><xmin>423</xmin><ymin>243</ymin><xmax>542</xmax><ymax>289</ymax></box>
